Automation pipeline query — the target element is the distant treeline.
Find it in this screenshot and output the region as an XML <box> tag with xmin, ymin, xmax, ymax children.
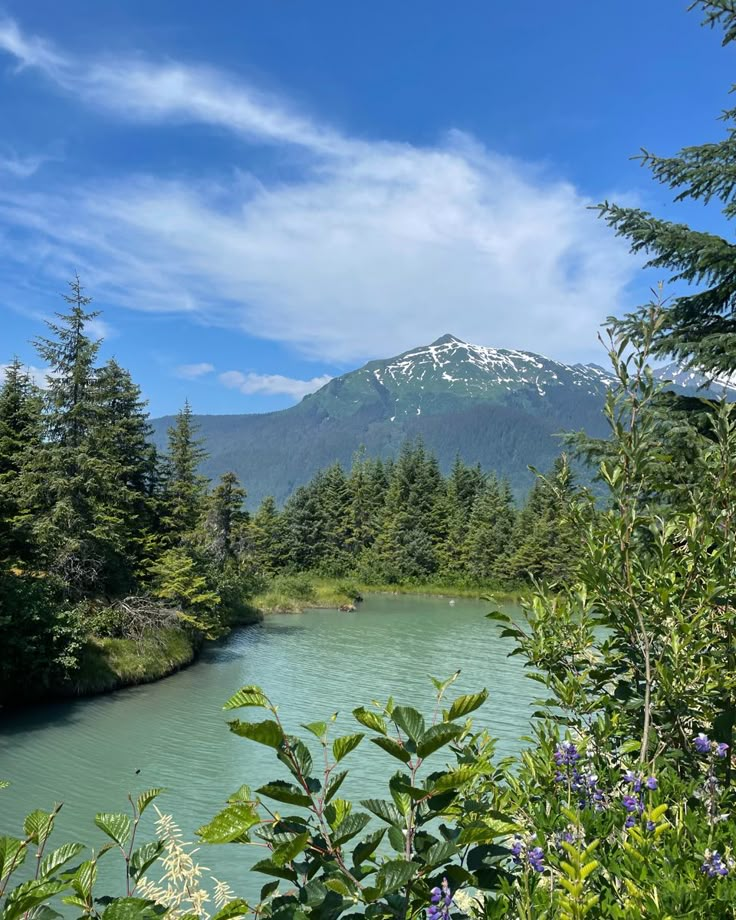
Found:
<box><xmin>253</xmin><ymin>444</ymin><xmax>581</xmax><ymax>586</ymax></box>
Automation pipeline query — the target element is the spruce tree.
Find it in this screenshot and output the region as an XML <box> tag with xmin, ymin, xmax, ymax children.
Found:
<box><xmin>161</xmin><ymin>400</ymin><xmax>208</xmax><ymax>538</ymax></box>
<box><xmin>0</xmin><ymin>360</ymin><xmax>42</xmax><ymax>564</ymax></box>
<box><xmin>464</xmin><ymin>476</ymin><xmax>516</xmax><ymax>582</ymax></box>
<box><xmin>250</xmin><ymin>496</ymin><xmax>284</xmax><ymax>573</ymax></box>
<box><xmin>200</xmin><ymin>472</ymin><xmax>249</xmax><ymax>569</ymax></box>
<box><xmin>597</xmin><ymin>2</ymin><xmax>736</xmax><ymax>376</ymax></box>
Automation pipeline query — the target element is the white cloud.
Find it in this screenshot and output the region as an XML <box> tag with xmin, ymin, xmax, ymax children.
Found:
<box><xmin>219</xmin><ymin>369</ymin><xmax>332</xmax><ymax>400</ymax></box>
<box><xmin>0</xmin><ymin>19</ymin><xmax>642</xmax><ymax>366</ymax></box>
<box><xmin>176</xmin><ymin>362</ymin><xmax>215</xmax><ymax>379</ymax></box>
<box><xmin>0</xmin><ymin>152</ymin><xmax>46</xmax><ymax>178</ymax></box>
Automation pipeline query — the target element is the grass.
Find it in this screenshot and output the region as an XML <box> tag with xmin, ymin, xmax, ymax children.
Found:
<box><xmin>251</xmin><ymin>573</ymin><xmax>526</xmax><ymax>614</ymax></box>
<box><xmin>71</xmin><ymin>628</ymin><xmax>198</xmax><ymax>696</ymax></box>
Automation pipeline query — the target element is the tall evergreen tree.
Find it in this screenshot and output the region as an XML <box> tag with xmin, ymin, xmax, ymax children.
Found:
<box><xmin>0</xmin><ymin>360</ymin><xmax>42</xmax><ymax>564</ymax></box>
<box><xmin>464</xmin><ymin>476</ymin><xmax>515</xmax><ymax>582</ymax></box>
<box><xmin>200</xmin><ymin>472</ymin><xmax>249</xmax><ymax>568</ymax></box>
<box><xmin>250</xmin><ymin>496</ymin><xmax>284</xmax><ymax>573</ymax></box>
<box><xmin>597</xmin><ymin>2</ymin><xmax>736</xmax><ymax>376</ymax></box>
<box><xmin>162</xmin><ymin>400</ymin><xmax>208</xmax><ymax>538</ymax></box>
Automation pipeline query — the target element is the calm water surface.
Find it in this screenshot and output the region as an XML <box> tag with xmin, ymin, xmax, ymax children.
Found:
<box><xmin>0</xmin><ymin>594</ymin><xmax>534</xmax><ymax>900</ymax></box>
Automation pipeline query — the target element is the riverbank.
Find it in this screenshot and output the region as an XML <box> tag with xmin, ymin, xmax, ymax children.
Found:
<box><xmin>250</xmin><ymin>574</ymin><xmax>524</xmax><ymax>614</ymax></box>
<box><xmin>67</xmin><ymin>605</ymin><xmax>264</xmax><ymax>697</ymax></box>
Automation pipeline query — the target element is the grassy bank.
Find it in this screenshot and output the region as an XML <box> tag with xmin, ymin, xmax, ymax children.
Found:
<box><xmin>71</xmin><ymin>628</ymin><xmax>198</xmax><ymax>696</ymax></box>
<box><xmin>251</xmin><ymin>574</ymin><xmax>525</xmax><ymax>614</ymax></box>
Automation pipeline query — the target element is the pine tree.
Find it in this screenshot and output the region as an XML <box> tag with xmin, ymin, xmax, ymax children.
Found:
<box><xmin>597</xmin><ymin>3</ymin><xmax>736</xmax><ymax>376</ymax></box>
<box><xmin>27</xmin><ymin>278</ymin><xmax>107</xmax><ymax>593</ymax></box>
<box><xmin>0</xmin><ymin>360</ymin><xmax>42</xmax><ymax>564</ymax></box>
<box><xmin>464</xmin><ymin>476</ymin><xmax>515</xmax><ymax>582</ymax></box>
<box><xmin>200</xmin><ymin>472</ymin><xmax>249</xmax><ymax>569</ymax></box>
<box><xmin>250</xmin><ymin>496</ymin><xmax>284</xmax><ymax>573</ymax></box>
<box><xmin>281</xmin><ymin>479</ymin><xmax>329</xmax><ymax>571</ymax></box>
<box><xmin>316</xmin><ymin>463</ymin><xmax>352</xmax><ymax>574</ymax></box>
<box><xmin>162</xmin><ymin>401</ymin><xmax>208</xmax><ymax>538</ymax></box>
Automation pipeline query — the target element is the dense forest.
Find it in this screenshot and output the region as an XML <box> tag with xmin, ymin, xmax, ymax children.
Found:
<box><xmin>0</xmin><ymin>282</ymin><xmax>580</xmax><ymax>705</ymax></box>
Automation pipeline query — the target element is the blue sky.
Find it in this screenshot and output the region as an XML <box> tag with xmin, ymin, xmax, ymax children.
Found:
<box><xmin>0</xmin><ymin>1</ymin><xmax>732</xmax><ymax>416</ymax></box>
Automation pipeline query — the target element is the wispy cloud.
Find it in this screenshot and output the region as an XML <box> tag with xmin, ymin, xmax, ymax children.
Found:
<box><xmin>0</xmin><ymin>362</ymin><xmax>50</xmax><ymax>388</ymax></box>
<box><xmin>0</xmin><ymin>18</ymin><xmax>640</xmax><ymax>365</ymax></box>
<box><xmin>176</xmin><ymin>361</ymin><xmax>214</xmax><ymax>379</ymax></box>
<box><xmin>0</xmin><ymin>151</ymin><xmax>47</xmax><ymax>178</ymax></box>
<box><xmin>219</xmin><ymin>369</ymin><xmax>332</xmax><ymax>400</ymax></box>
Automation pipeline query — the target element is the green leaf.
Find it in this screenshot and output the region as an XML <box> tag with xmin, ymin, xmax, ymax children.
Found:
<box><xmin>128</xmin><ymin>841</ymin><xmax>165</xmax><ymax>881</ymax></box>
<box><xmin>424</xmin><ymin>840</ymin><xmax>458</xmax><ymax>866</ymax></box>
<box><xmin>429</xmin><ymin>765</ymin><xmax>479</xmax><ymax>792</ymax></box>
<box><xmin>3</xmin><ymin>879</ymin><xmax>69</xmax><ymax>920</ymax></box>
<box><xmin>392</xmin><ymin>706</ymin><xmax>425</xmax><ymax>743</ymax></box>
<box><xmin>24</xmin><ymin>810</ymin><xmax>55</xmax><ymax>846</ymax></box>
<box><xmin>94</xmin><ymin>814</ymin><xmax>132</xmax><ymax>848</ymax></box>
<box><xmin>228</xmin><ymin>785</ymin><xmax>253</xmax><ymax>803</ymax></box>
<box><xmin>0</xmin><ymin>780</ymin><xmax>9</xmax><ymax>789</ymax></box>
<box><xmin>0</xmin><ymin>836</ymin><xmax>28</xmax><ymax>879</ymax></box>
<box><xmin>223</xmin><ymin>686</ymin><xmax>270</xmax><ymax>710</ymax></box>
<box><xmin>332</xmin><ymin>813</ymin><xmax>371</xmax><ymax>846</ymax></box>
<box><xmin>197</xmin><ymin>804</ymin><xmax>260</xmax><ymax>844</ymax></box>
<box><xmin>324</xmin><ymin>770</ymin><xmax>348</xmax><ymax>804</ymax></box>
<box><xmin>332</xmin><ymin>733</ymin><xmax>364</xmax><ymax>763</ymax></box>
<box><xmin>416</xmin><ymin>723</ymin><xmax>463</xmax><ymax>759</ymax></box>
<box><xmin>360</xmin><ymin>799</ymin><xmax>403</xmax><ymax>828</ymax></box>
<box><xmin>211</xmin><ymin>900</ymin><xmax>250</xmax><ymax>920</ymax></box>
<box><xmin>353</xmin><ymin>707</ymin><xmax>387</xmax><ymax>735</ymax></box>
<box><xmin>375</xmin><ymin>859</ymin><xmax>417</xmax><ymax>894</ymax></box>
<box><xmin>271</xmin><ymin>833</ymin><xmax>309</xmax><ymax>867</ymax></box>
<box><xmin>101</xmin><ymin>897</ymin><xmax>161</xmax><ymax>920</ymax></box>
<box><xmin>228</xmin><ymin>719</ymin><xmax>285</xmax><ymax>749</ymax></box>
<box><xmin>430</xmin><ymin>672</ymin><xmax>461</xmax><ymax>695</ymax></box>
<box><xmin>257</xmin><ymin>781</ymin><xmax>311</xmax><ymax>808</ymax></box>
<box><xmin>619</xmin><ymin>740</ymin><xmax>641</xmax><ymax>755</ymax></box>
<box><xmin>71</xmin><ymin>859</ymin><xmax>97</xmax><ymax>898</ymax></box>
<box><xmin>251</xmin><ymin>859</ymin><xmax>298</xmax><ymax>882</ymax></box>
<box><xmin>280</xmin><ymin>737</ymin><xmax>313</xmax><ymax>779</ymax></box>
<box><xmin>447</xmin><ymin>690</ymin><xmax>488</xmax><ymax>721</ymax></box>
<box><xmin>39</xmin><ymin>842</ymin><xmax>85</xmax><ymax>878</ymax></box>
<box><xmin>136</xmin><ymin>789</ymin><xmax>164</xmax><ymax>817</ymax></box>
<box><xmin>352</xmin><ymin>828</ymin><xmax>385</xmax><ymax>865</ymax></box>
<box><xmin>370</xmin><ymin>736</ymin><xmax>411</xmax><ymax>764</ymax></box>
<box><xmin>302</xmin><ymin>721</ymin><xmax>327</xmax><ymax>739</ymax></box>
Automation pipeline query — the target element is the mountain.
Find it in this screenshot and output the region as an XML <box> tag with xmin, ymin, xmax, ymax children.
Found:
<box><xmin>150</xmin><ymin>335</ymin><xmax>732</xmax><ymax>508</ymax></box>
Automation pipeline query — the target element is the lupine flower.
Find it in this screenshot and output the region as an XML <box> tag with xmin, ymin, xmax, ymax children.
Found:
<box><xmin>427</xmin><ymin>878</ymin><xmax>452</xmax><ymax>920</ymax></box>
<box><xmin>528</xmin><ymin>847</ymin><xmax>545</xmax><ymax>873</ymax></box>
<box><xmin>645</xmin><ymin>776</ymin><xmax>658</xmax><ymax>790</ymax></box>
<box><xmin>510</xmin><ymin>837</ymin><xmax>523</xmax><ymax>865</ymax></box>
<box><xmin>694</xmin><ymin>733</ymin><xmax>712</xmax><ymax>754</ymax></box>
<box><xmin>554</xmin><ymin>740</ymin><xmax>580</xmax><ymax>766</ymax></box>
<box><xmin>622</xmin><ymin>795</ymin><xmax>639</xmax><ymax>813</ymax></box>
<box><xmin>716</xmin><ymin>743</ymin><xmax>730</xmax><ymax>759</ymax></box>
<box><xmin>646</xmin><ymin>820</ymin><xmax>656</xmax><ymax>832</ymax></box>
<box><xmin>701</xmin><ymin>851</ymin><xmax>731</xmax><ymax>878</ymax></box>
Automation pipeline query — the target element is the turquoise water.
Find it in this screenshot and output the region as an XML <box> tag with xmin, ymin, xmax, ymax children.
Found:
<box><xmin>0</xmin><ymin>593</ymin><xmax>534</xmax><ymax>901</ymax></box>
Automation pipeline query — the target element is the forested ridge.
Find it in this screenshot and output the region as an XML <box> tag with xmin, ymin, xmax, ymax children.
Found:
<box><xmin>0</xmin><ymin>282</ymin><xmax>581</xmax><ymax>706</ymax></box>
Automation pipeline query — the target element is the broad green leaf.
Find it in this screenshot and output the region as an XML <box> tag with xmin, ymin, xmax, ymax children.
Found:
<box><xmin>197</xmin><ymin>804</ymin><xmax>260</xmax><ymax>844</ymax></box>
<box><xmin>429</xmin><ymin>765</ymin><xmax>479</xmax><ymax>792</ymax></box>
<box><xmin>211</xmin><ymin>901</ymin><xmax>250</xmax><ymax>920</ymax></box>
<box><xmin>302</xmin><ymin>721</ymin><xmax>327</xmax><ymax>739</ymax></box>
<box><xmin>392</xmin><ymin>706</ymin><xmax>425</xmax><ymax>743</ymax></box>
<box><xmin>299</xmin><ymin>878</ymin><xmax>327</xmax><ymax>908</ymax></box>
<box><xmin>223</xmin><ymin>686</ymin><xmax>270</xmax><ymax>710</ymax></box>
<box><xmin>332</xmin><ymin>733</ymin><xmax>364</xmax><ymax>763</ymax></box>
<box><xmin>24</xmin><ymin>810</ymin><xmax>54</xmax><ymax>846</ymax></box>
<box><xmin>332</xmin><ymin>813</ymin><xmax>371</xmax><ymax>846</ymax></box>
<box><xmin>3</xmin><ymin>879</ymin><xmax>68</xmax><ymax>920</ymax></box>
<box><xmin>416</xmin><ymin>723</ymin><xmax>463</xmax><ymax>759</ymax></box>
<box><xmin>279</xmin><ymin>737</ymin><xmax>313</xmax><ymax>779</ymax></box>
<box><xmin>40</xmin><ymin>842</ymin><xmax>85</xmax><ymax>878</ymax></box>
<box><xmin>353</xmin><ymin>708</ymin><xmax>387</xmax><ymax>735</ymax></box>
<box><xmin>447</xmin><ymin>690</ymin><xmax>488</xmax><ymax>721</ymax></box>
<box><xmin>324</xmin><ymin>770</ymin><xmax>348</xmax><ymax>804</ymax></box>
<box><xmin>375</xmin><ymin>859</ymin><xmax>417</xmax><ymax>894</ymax></box>
<box><xmin>136</xmin><ymin>789</ymin><xmax>164</xmax><ymax>817</ymax></box>
<box><xmin>71</xmin><ymin>859</ymin><xmax>97</xmax><ymax>897</ymax></box>
<box><xmin>101</xmin><ymin>897</ymin><xmax>161</xmax><ymax>920</ymax></box>
<box><xmin>251</xmin><ymin>859</ymin><xmax>298</xmax><ymax>882</ymax></box>
<box><xmin>0</xmin><ymin>836</ymin><xmax>28</xmax><ymax>878</ymax></box>
<box><xmin>228</xmin><ymin>785</ymin><xmax>253</xmax><ymax>803</ymax></box>
<box><xmin>257</xmin><ymin>781</ymin><xmax>311</xmax><ymax>808</ymax></box>
<box><xmin>430</xmin><ymin>672</ymin><xmax>461</xmax><ymax>695</ymax></box>
<box><xmin>229</xmin><ymin>719</ymin><xmax>285</xmax><ymax>749</ymax></box>
<box><xmin>619</xmin><ymin>740</ymin><xmax>640</xmax><ymax>755</ymax></box>
<box><xmin>271</xmin><ymin>833</ymin><xmax>309</xmax><ymax>867</ymax></box>
<box><xmin>128</xmin><ymin>841</ymin><xmax>165</xmax><ymax>881</ymax></box>
<box><xmin>94</xmin><ymin>814</ymin><xmax>132</xmax><ymax>848</ymax></box>
<box><xmin>370</xmin><ymin>736</ymin><xmax>410</xmax><ymax>764</ymax></box>
<box><xmin>360</xmin><ymin>799</ymin><xmax>403</xmax><ymax>828</ymax></box>
<box><xmin>424</xmin><ymin>840</ymin><xmax>458</xmax><ymax>865</ymax></box>
<box><xmin>352</xmin><ymin>828</ymin><xmax>385</xmax><ymax>866</ymax></box>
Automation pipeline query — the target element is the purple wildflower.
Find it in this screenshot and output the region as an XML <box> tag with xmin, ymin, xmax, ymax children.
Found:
<box><xmin>645</xmin><ymin>776</ymin><xmax>658</xmax><ymax>791</ymax></box>
<box><xmin>554</xmin><ymin>740</ymin><xmax>580</xmax><ymax>767</ymax></box>
<box><xmin>528</xmin><ymin>847</ymin><xmax>545</xmax><ymax>873</ymax></box>
<box><xmin>716</xmin><ymin>743</ymin><xmax>730</xmax><ymax>759</ymax></box>
<box><xmin>622</xmin><ymin>795</ymin><xmax>639</xmax><ymax>813</ymax></box>
<box><xmin>694</xmin><ymin>733</ymin><xmax>711</xmax><ymax>754</ymax></box>
<box><xmin>701</xmin><ymin>851</ymin><xmax>730</xmax><ymax>878</ymax></box>
<box><xmin>510</xmin><ymin>837</ymin><xmax>523</xmax><ymax>865</ymax></box>
<box><xmin>428</xmin><ymin>879</ymin><xmax>452</xmax><ymax>920</ymax></box>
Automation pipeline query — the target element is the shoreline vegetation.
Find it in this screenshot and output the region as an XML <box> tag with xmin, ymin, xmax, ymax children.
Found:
<box><xmin>53</xmin><ymin>577</ymin><xmax>521</xmax><ymax>700</ymax></box>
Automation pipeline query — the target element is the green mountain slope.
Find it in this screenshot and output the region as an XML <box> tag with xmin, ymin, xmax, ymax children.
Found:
<box><xmin>152</xmin><ymin>335</ymin><xmax>624</xmax><ymax>507</ymax></box>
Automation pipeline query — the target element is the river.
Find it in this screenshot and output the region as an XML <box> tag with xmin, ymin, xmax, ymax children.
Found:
<box><xmin>0</xmin><ymin>593</ymin><xmax>535</xmax><ymax>902</ymax></box>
